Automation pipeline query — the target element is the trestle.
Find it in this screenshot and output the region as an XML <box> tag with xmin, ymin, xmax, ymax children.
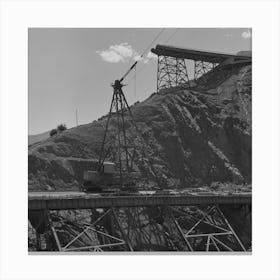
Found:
<box><xmin>169</xmin><ymin>205</ymin><xmax>246</xmax><ymax>251</ymax></box>
<box><xmin>151</xmin><ymin>44</ymin><xmax>251</xmax><ymax>92</ymax></box>
<box><xmin>157</xmin><ymin>56</ymin><xmax>190</xmax><ymax>91</ymax></box>
<box><xmin>194</xmin><ymin>61</ymin><xmax>218</xmax><ymax>81</ymax></box>
<box><xmin>156</xmin><ymin>56</ymin><xmax>220</xmax><ymax>92</ymax></box>
<box><xmin>46</xmin><ymin>208</ymin><xmax>128</xmax><ymax>252</ymax></box>
<box><xmin>29</xmin><ymin>204</ymin><xmax>250</xmax><ymax>252</ymax></box>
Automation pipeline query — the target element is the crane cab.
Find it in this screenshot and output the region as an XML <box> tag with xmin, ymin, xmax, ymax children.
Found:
<box><xmin>82</xmin><ymin>161</ymin><xmax>116</xmax><ymax>192</ymax></box>
<box><xmin>101</xmin><ymin>161</ymin><xmax>115</xmax><ymax>174</ymax></box>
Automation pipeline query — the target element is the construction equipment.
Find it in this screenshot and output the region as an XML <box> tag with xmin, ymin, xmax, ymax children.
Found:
<box><xmin>83</xmin><ymin>29</ymin><xmax>167</xmax><ymax>192</ymax></box>
<box><xmin>82</xmin><ymin>79</ymin><xmax>141</xmax><ymax>192</ymax></box>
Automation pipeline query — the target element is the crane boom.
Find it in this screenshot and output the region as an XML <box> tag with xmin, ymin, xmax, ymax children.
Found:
<box><xmin>119</xmin><ymin>61</ymin><xmax>138</xmax><ymax>83</ymax></box>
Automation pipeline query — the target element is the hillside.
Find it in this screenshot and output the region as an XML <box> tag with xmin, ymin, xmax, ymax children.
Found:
<box><xmin>28</xmin><ymin>64</ymin><xmax>251</xmax><ymax>191</ymax></box>
<box><xmin>28</xmin><ymin>130</ymin><xmax>50</xmax><ymax>146</ymax></box>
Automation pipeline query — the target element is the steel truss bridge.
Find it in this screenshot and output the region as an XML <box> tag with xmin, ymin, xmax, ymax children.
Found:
<box><xmin>29</xmin><ymin>191</ymin><xmax>251</xmax><ymax>252</ymax></box>
<box><xmin>151</xmin><ymin>44</ymin><xmax>252</xmax><ymax>91</ymax></box>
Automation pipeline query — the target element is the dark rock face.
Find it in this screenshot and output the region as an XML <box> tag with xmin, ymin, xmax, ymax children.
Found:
<box><xmin>28</xmin><ymin>65</ymin><xmax>251</xmax><ymax>191</ymax></box>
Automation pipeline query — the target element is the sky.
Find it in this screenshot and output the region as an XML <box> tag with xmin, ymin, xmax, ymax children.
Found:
<box><xmin>28</xmin><ymin>28</ymin><xmax>252</xmax><ymax>135</ymax></box>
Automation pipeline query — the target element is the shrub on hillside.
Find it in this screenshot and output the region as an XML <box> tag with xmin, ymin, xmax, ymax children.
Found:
<box><xmin>49</xmin><ymin>129</ymin><xmax>57</xmax><ymax>137</ymax></box>
<box><xmin>49</xmin><ymin>124</ymin><xmax>67</xmax><ymax>137</ymax></box>
<box><xmin>57</xmin><ymin>124</ymin><xmax>67</xmax><ymax>132</ymax></box>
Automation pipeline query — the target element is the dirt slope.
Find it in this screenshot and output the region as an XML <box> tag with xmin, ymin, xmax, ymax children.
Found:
<box><xmin>28</xmin><ymin>64</ymin><xmax>251</xmax><ymax>191</ymax></box>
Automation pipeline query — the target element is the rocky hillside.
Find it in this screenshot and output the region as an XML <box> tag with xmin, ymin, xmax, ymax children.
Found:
<box><xmin>28</xmin><ymin>64</ymin><xmax>251</xmax><ymax>191</ymax></box>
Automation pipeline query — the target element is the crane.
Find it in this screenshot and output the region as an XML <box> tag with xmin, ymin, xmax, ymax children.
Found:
<box><xmin>82</xmin><ymin>69</ymin><xmax>142</xmax><ymax>192</ymax></box>
<box><xmin>82</xmin><ymin>29</ymin><xmax>166</xmax><ymax>192</ymax></box>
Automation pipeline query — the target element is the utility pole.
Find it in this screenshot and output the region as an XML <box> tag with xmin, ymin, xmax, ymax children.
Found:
<box><xmin>75</xmin><ymin>109</ymin><xmax>78</xmax><ymax>127</ymax></box>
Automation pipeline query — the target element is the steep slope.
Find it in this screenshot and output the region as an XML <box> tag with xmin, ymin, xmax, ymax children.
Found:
<box><xmin>28</xmin><ymin>64</ymin><xmax>251</xmax><ymax>191</ymax></box>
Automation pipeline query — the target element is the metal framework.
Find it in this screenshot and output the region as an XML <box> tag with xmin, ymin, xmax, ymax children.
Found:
<box><xmin>46</xmin><ymin>208</ymin><xmax>129</xmax><ymax>252</ymax></box>
<box><xmin>157</xmin><ymin>56</ymin><xmax>190</xmax><ymax>92</ymax></box>
<box><xmin>152</xmin><ymin>44</ymin><xmax>251</xmax><ymax>92</ymax></box>
<box><xmin>97</xmin><ymin>79</ymin><xmax>159</xmax><ymax>188</ymax></box>
<box><xmin>98</xmin><ymin>80</ymin><xmax>140</xmax><ymax>185</ymax></box>
<box><xmin>156</xmin><ymin>56</ymin><xmax>220</xmax><ymax>92</ymax></box>
<box><xmin>194</xmin><ymin>61</ymin><xmax>218</xmax><ymax>81</ymax></box>
<box><xmin>30</xmin><ymin>203</ymin><xmax>251</xmax><ymax>252</ymax></box>
<box><xmin>169</xmin><ymin>205</ymin><xmax>247</xmax><ymax>251</ymax></box>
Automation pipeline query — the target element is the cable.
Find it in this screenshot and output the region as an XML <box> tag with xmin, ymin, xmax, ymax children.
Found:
<box><xmin>163</xmin><ymin>28</ymin><xmax>179</xmax><ymax>44</ymax></box>
<box><xmin>134</xmin><ymin>65</ymin><xmax>137</xmax><ymax>97</ymax></box>
<box><xmin>119</xmin><ymin>28</ymin><xmax>166</xmax><ymax>82</ymax></box>
<box><xmin>126</xmin><ymin>28</ymin><xmax>180</xmax><ymax>85</ymax></box>
<box><xmin>139</xmin><ymin>28</ymin><xmax>166</xmax><ymax>57</ymax></box>
<box><xmin>126</xmin><ymin>60</ymin><xmax>151</xmax><ymax>84</ymax></box>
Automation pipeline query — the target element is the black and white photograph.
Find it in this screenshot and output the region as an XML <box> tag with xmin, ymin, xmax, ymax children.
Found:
<box><xmin>28</xmin><ymin>28</ymin><xmax>252</xmax><ymax>253</ymax></box>
<box><xmin>1</xmin><ymin>1</ymin><xmax>280</xmax><ymax>279</ymax></box>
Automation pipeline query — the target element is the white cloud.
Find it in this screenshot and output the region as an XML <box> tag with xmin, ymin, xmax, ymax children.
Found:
<box><xmin>146</xmin><ymin>51</ymin><xmax>157</xmax><ymax>60</ymax></box>
<box><xmin>97</xmin><ymin>50</ymin><xmax>124</xmax><ymax>63</ymax></box>
<box><xmin>97</xmin><ymin>43</ymin><xmax>140</xmax><ymax>63</ymax></box>
<box><xmin>140</xmin><ymin>51</ymin><xmax>158</xmax><ymax>64</ymax></box>
<box><xmin>241</xmin><ymin>30</ymin><xmax>252</xmax><ymax>39</ymax></box>
<box><xmin>97</xmin><ymin>44</ymin><xmax>158</xmax><ymax>64</ymax></box>
<box><xmin>133</xmin><ymin>54</ymin><xmax>142</xmax><ymax>62</ymax></box>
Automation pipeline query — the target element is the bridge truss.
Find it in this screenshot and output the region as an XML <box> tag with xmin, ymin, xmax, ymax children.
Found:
<box><xmin>156</xmin><ymin>57</ymin><xmax>218</xmax><ymax>91</ymax></box>
<box><xmin>151</xmin><ymin>44</ymin><xmax>251</xmax><ymax>92</ymax></box>
<box><xmin>29</xmin><ymin>202</ymin><xmax>251</xmax><ymax>252</ymax></box>
<box><xmin>194</xmin><ymin>61</ymin><xmax>219</xmax><ymax>80</ymax></box>
<box><xmin>157</xmin><ymin>56</ymin><xmax>191</xmax><ymax>91</ymax></box>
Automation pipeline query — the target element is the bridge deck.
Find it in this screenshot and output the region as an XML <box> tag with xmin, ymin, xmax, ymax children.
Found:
<box><xmin>151</xmin><ymin>44</ymin><xmax>252</xmax><ymax>63</ymax></box>
<box><xmin>28</xmin><ymin>191</ymin><xmax>252</xmax><ymax>210</ymax></box>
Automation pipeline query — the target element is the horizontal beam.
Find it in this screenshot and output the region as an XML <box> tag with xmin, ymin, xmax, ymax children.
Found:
<box><xmin>151</xmin><ymin>45</ymin><xmax>251</xmax><ymax>64</ymax></box>
<box><xmin>29</xmin><ymin>192</ymin><xmax>251</xmax><ymax>210</ymax></box>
